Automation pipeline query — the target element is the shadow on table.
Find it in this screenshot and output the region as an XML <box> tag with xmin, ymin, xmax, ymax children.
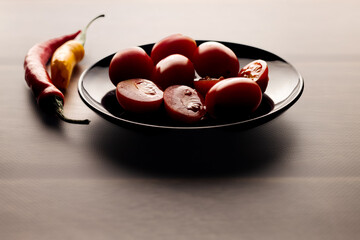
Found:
<box><xmin>88</xmin><ymin>118</ymin><xmax>295</xmax><ymax>178</ymax></box>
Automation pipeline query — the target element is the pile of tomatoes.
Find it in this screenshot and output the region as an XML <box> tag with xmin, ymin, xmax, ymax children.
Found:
<box><xmin>108</xmin><ymin>34</ymin><xmax>269</xmax><ymax>124</ymax></box>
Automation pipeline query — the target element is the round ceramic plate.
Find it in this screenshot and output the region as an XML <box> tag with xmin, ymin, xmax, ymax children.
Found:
<box><xmin>78</xmin><ymin>41</ymin><xmax>304</xmax><ymax>130</ymax></box>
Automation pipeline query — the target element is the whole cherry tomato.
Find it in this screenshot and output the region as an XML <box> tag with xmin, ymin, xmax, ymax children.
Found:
<box><xmin>193</xmin><ymin>76</ymin><xmax>225</xmax><ymax>97</ymax></box>
<box><xmin>151</xmin><ymin>54</ymin><xmax>195</xmax><ymax>90</ymax></box>
<box><xmin>150</xmin><ymin>33</ymin><xmax>197</xmax><ymax>64</ymax></box>
<box><xmin>205</xmin><ymin>77</ymin><xmax>262</xmax><ymax>119</ymax></box>
<box><xmin>192</xmin><ymin>41</ymin><xmax>240</xmax><ymax>78</ymax></box>
<box><xmin>164</xmin><ymin>85</ymin><xmax>206</xmax><ymax>124</ymax></box>
<box><xmin>116</xmin><ymin>78</ymin><xmax>163</xmax><ymax>114</ymax></box>
<box><xmin>109</xmin><ymin>47</ymin><xmax>154</xmax><ymax>86</ymax></box>
<box><xmin>238</xmin><ymin>59</ymin><xmax>269</xmax><ymax>92</ymax></box>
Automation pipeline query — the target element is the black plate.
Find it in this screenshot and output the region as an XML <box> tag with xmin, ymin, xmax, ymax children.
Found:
<box><xmin>78</xmin><ymin>41</ymin><xmax>304</xmax><ymax>130</ymax></box>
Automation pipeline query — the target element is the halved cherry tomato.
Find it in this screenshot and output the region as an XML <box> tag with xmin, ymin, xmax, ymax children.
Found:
<box><xmin>116</xmin><ymin>78</ymin><xmax>163</xmax><ymax>114</ymax></box>
<box><xmin>164</xmin><ymin>85</ymin><xmax>206</xmax><ymax>124</ymax></box>
<box><xmin>192</xmin><ymin>41</ymin><xmax>240</xmax><ymax>78</ymax></box>
<box><xmin>193</xmin><ymin>76</ymin><xmax>225</xmax><ymax>98</ymax></box>
<box><xmin>205</xmin><ymin>77</ymin><xmax>262</xmax><ymax>119</ymax></box>
<box><xmin>151</xmin><ymin>33</ymin><xmax>197</xmax><ymax>64</ymax></box>
<box><xmin>238</xmin><ymin>59</ymin><xmax>269</xmax><ymax>92</ymax></box>
<box><xmin>109</xmin><ymin>47</ymin><xmax>154</xmax><ymax>86</ymax></box>
<box><xmin>151</xmin><ymin>54</ymin><xmax>195</xmax><ymax>90</ymax></box>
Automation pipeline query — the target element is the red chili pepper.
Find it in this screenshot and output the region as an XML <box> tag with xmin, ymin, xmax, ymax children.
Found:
<box><xmin>24</xmin><ymin>30</ymin><xmax>90</xmax><ymax>124</ymax></box>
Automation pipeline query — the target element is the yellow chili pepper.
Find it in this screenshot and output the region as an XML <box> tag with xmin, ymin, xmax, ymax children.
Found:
<box><xmin>51</xmin><ymin>14</ymin><xmax>104</xmax><ymax>90</ymax></box>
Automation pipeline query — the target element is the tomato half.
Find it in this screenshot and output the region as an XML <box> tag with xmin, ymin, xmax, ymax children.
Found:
<box><xmin>150</xmin><ymin>33</ymin><xmax>197</xmax><ymax>64</ymax></box>
<box><xmin>151</xmin><ymin>54</ymin><xmax>195</xmax><ymax>90</ymax></box>
<box><xmin>116</xmin><ymin>79</ymin><xmax>163</xmax><ymax>114</ymax></box>
<box><xmin>109</xmin><ymin>47</ymin><xmax>154</xmax><ymax>86</ymax></box>
<box><xmin>192</xmin><ymin>41</ymin><xmax>240</xmax><ymax>78</ymax></box>
<box><xmin>193</xmin><ymin>76</ymin><xmax>225</xmax><ymax>98</ymax></box>
<box><xmin>238</xmin><ymin>59</ymin><xmax>269</xmax><ymax>92</ymax></box>
<box><xmin>205</xmin><ymin>77</ymin><xmax>262</xmax><ymax>119</ymax></box>
<box><xmin>163</xmin><ymin>85</ymin><xmax>206</xmax><ymax>124</ymax></box>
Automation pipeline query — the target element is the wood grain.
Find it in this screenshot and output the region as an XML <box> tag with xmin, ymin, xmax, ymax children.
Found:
<box><xmin>1</xmin><ymin>0</ymin><xmax>359</xmax><ymax>239</ymax></box>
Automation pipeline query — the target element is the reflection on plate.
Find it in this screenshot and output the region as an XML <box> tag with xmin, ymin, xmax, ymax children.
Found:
<box><xmin>78</xmin><ymin>41</ymin><xmax>304</xmax><ymax>130</ymax></box>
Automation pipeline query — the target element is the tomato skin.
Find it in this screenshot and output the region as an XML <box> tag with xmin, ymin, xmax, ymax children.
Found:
<box><xmin>116</xmin><ymin>78</ymin><xmax>163</xmax><ymax>114</ymax></box>
<box><xmin>192</xmin><ymin>41</ymin><xmax>240</xmax><ymax>78</ymax></box>
<box><xmin>151</xmin><ymin>54</ymin><xmax>195</xmax><ymax>90</ymax></box>
<box><xmin>193</xmin><ymin>76</ymin><xmax>225</xmax><ymax>98</ymax></box>
<box><xmin>163</xmin><ymin>85</ymin><xmax>206</xmax><ymax>124</ymax></box>
<box><xmin>205</xmin><ymin>77</ymin><xmax>262</xmax><ymax>119</ymax></box>
<box><xmin>238</xmin><ymin>59</ymin><xmax>269</xmax><ymax>92</ymax></box>
<box><xmin>109</xmin><ymin>47</ymin><xmax>154</xmax><ymax>86</ymax></box>
<box><xmin>151</xmin><ymin>33</ymin><xmax>197</xmax><ymax>64</ymax></box>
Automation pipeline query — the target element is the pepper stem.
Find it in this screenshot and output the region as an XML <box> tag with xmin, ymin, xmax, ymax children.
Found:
<box><xmin>76</xmin><ymin>14</ymin><xmax>105</xmax><ymax>46</ymax></box>
<box><xmin>51</xmin><ymin>96</ymin><xmax>90</xmax><ymax>124</ymax></box>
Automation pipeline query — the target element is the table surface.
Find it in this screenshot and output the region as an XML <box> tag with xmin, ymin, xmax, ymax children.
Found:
<box><xmin>1</xmin><ymin>0</ymin><xmax>359</xmax><ymax>239</ymax></box>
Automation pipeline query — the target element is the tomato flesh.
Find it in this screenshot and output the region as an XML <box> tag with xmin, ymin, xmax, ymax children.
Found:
<box><xmin>109</xmin><ymin>47</ymin><xmax>154</xmax><ymax>86</ymax></box>
<box><xmin>151</xmin><ymin>54</ymin><xmax>195</xmax><ymax>90</ymax></box>
<box><xmin>238</xmin><ymin>59</ymin><xmax>269</xmax><ymax>92</ymax></box>
<box><xmin>116</xmin><ymin>79</ymin><xmax>163</xmax><ymax>114</ymax></box>
<box><xmin>164</xmin><ymin>85</ymin><xmax>206</xmax><ymax>124</ymax></box>
<box><xmin>192</xmin><ymin>41</ymin><xmax>240</xmax><ymax>78</ymax></box>
<box><xmin>151</xmin><ymin>33</ymin><xmax>197</xmax><ymax>65</ymax></box>
<box><xmin>205</xmin><ymin>77</ymin><xmax>262</xmax><ymax>119</ymax></box>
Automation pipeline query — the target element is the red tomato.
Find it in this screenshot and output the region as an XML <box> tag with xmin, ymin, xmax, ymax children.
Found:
<box><xmin>109</xmin><ymin>47</ymin><xmax>154</xmax><ymax>86</ymax></box>
<box><xmin>116</xmin><ymin>79</ymin><xmax>163</xmax><ymax>114</ymax></box>
<box><xmin>151</xmin><ymin>54</ymin><xmax>195</xmax><ymax>90</ymax></box>
<box><xmin>192</xmin><ymin>41</ymin><xmax>240</xmax><ymax>78</ymax></box>
<box><xmin>238</xmin><ymin>59</ymin><xmax>269</xmax><ymax>92</ymax></box>
<box><xmin>164</xmin><ymin>85</ymin><xmax>206</xmax><ymax>124</ymax></box>
<box><xmin>193</xmin><ymin>76</ymin><xmax>225</xmax><ymax>97</ymax></box>
<box><xmin>205</xmin><ymin>77</ymin><xmax>262</xmax><ymax>119</ymax></box>
<box><xmin>151</xmin><ymin>33</ymin><xmax>197</xmax><ymax>64</ymax></box>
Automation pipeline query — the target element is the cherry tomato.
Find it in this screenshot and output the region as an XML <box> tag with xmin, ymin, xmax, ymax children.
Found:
<box><xmin>116</xmin><ymin>78</ymin><xmax>163</xmax><ymax>114</ymax></box>
<box><xmin>238</xmin><ymin>59</ymin><xmax>269</xmax><ymax>92</ymax></box>
<box><xmin>109</xmin><ymin>47</ymin><xmax>154</xmax><ymax>86</ymax></box>
<box><xmin>205</xmin><ymin>77</ymin><xmax>262</xmax><ymax>119</ymax></box>
<box><xmin>163</xmin><ymin>85</ymin><xmax>206</xmax><ymax>124</ymax></box>
<box><xmin>151</xmin><ymin>54</ymin><xmax>195</xmax><ymax>90</ymax></box>
<box><xmin>192</xmin><ymin>41</ymin><xmax>240</xmax><ymax>78</ymax></box>
<box><xmin>151</xmin><ymin>33</ymin><xmax>197</xmax><ymax>64</ymax></box>
<box><xmin>193</xmin><ymin>76</ymin><xmax>225</xmax><ymax>97</ymax></box>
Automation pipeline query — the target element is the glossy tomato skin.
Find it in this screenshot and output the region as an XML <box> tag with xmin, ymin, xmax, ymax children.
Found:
<box><xmin>192</xmin><ymin>41</ymin><xmax>240</xmax><ymax>78</ymax></box>
<box><xmin>193</xmin><ymin>76</ymin><xmax>225</xmax><ymax>98</ymax></box>
<box><xmin>109</xmin><ymin>47</ymin><xmax>154</xmax><ymax>86</ymax></box>
<box><xmin>151</xmin><ymin>54</ymin><xmax>195</xmax><ymax>90</ymax></box>
<box><xmin>238</xmin><ymin>59</ymin><xmax>269</xmax><ymax>92</ymax></box>
<box><xmin>164</xmin><ymin>85</ymin><xmax>206</xmax><ymax>124</ymax></box>
<box><xmin>116</xmin><ymin>78</ymin><xmax>163</xmax><ymax>114</ymax></box>
<box><xmin>151</xmin><ymin>33</ymin><xmax>197</xmax><ymax>64</ymax></box>
<box><xmin>205</xmin><ymin>77</ymin><xmax>262</xmax><ymax>119</ymax></box>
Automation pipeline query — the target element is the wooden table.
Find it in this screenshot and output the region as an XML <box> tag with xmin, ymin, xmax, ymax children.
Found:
<box><xmin>1</xmin><ymin>0</ymin><xmax>359</xmax><ymax>239</ymax></box>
